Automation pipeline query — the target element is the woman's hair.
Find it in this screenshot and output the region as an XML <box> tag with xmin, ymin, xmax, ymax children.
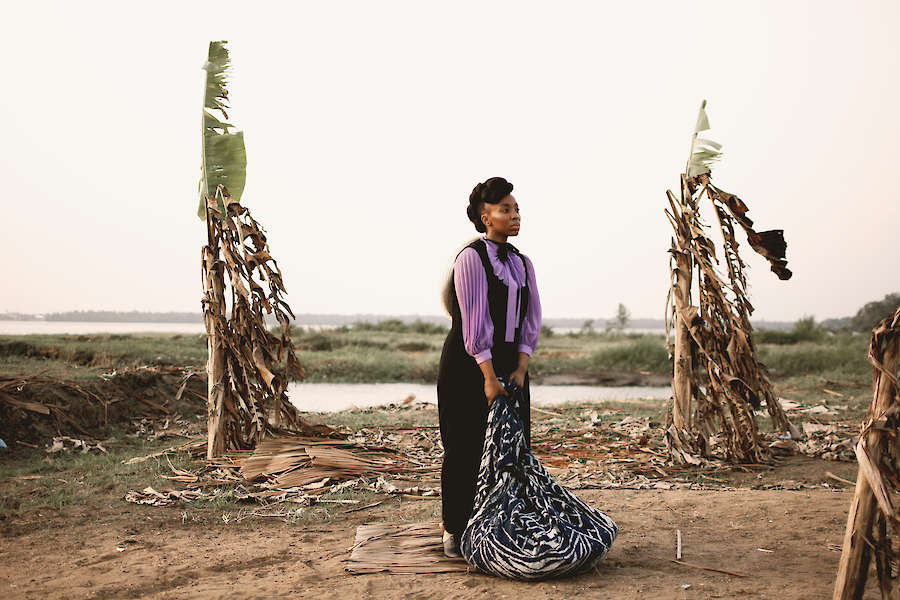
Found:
<box><xmin>467</xmin><ymin>177</ymin><xmax>514</xmax><ymax>233</ymax></box>
<box><xmin>440</xmin><ymin>236</ymin><xmax>480</xmax><ymax>316</ymax></box>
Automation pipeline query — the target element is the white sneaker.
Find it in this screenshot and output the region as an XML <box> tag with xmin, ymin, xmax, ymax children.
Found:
<box><xmin>443</xmin><ymin>534</ymin><xmax>462</xmax><ymax>558</ymax></box>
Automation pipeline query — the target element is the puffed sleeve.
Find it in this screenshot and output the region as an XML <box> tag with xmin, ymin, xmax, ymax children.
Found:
<box><xmin>454</xmin><ymin>247</ymin><xmax>494</xmax><ymax>364</ymax></box>
<box><xmin>517</xmin><ymin>254</ymin><xmax>542</xmax><ymax>356</ymax></box>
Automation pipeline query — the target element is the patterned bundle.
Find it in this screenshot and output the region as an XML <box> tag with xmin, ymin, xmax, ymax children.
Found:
<box><xmin>460</xmin><ymin>380</ymin><xmax>619</xmax><ymax>580</ymax></box>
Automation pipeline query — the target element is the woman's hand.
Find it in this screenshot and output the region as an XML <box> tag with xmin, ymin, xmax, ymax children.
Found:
<box><xmin>509</xmin><ymin>367</ymin><xmax>526</xmax><ymax>390</ymax></box>
<box><xmin>484</xmin><ymin>375</ymin><xmax>507</xmax><ymax>407</ymax></box>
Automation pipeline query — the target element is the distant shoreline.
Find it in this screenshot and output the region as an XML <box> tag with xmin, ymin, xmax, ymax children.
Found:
<box><xmin>0</xmin><ymin>311</ymin><xmax>802</xmax><ymax>331</ymax></box>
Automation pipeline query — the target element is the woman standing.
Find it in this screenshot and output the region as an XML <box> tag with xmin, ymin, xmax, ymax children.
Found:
<box><xmin>437</xmin><ymin>176</ymin><xmax>542</xmax><ymax>558</ymax></box>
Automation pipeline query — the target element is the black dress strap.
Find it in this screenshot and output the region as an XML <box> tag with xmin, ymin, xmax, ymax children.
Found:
<box><xmin>466</xmin><ymin>240</ymin><xmax>496</xmax><ymax>283</ymax></box>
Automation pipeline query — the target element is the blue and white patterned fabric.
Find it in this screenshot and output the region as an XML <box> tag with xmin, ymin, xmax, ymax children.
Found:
<box><xmin>460</xmin><ymin>379</ymin><xmax>618</xmax><ymax>580</ymax></box>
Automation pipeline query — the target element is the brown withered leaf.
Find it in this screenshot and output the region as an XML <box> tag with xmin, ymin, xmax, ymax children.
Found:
<box><xmin>665</xmin><ymin>173</ymin><xmax>797</xmax><ymax>464</ymax></box>
<box><xmin>202</xmin><ymin>185</ymin><xmax>310</xmax><ymax>453</ymax></box>
<box><xmin>708</xmin><ymin>184</ymin><xmax>792</xmax><ymax>280</ymax></box>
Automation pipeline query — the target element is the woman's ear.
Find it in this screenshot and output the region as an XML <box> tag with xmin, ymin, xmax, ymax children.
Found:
<box><xmin>481</xmin><ymin>209</ymin><xmax>490</xmax><ymax>229</ymax></box>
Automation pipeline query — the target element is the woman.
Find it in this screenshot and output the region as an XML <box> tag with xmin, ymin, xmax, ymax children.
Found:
<box><xmin>437</xmin><ymin>176</ymin><xmax>542</xmax><ymax>558</ymax></box>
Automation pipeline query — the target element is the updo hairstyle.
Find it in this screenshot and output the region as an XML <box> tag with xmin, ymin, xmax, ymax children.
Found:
<box><xmin>467</xmin><ymin>177</ymin><xmax>514</xmax><ymax>233</ymax></box>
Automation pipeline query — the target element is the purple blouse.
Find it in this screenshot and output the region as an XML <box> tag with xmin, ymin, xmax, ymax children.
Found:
<box><xmin>453</xmin><ymin>236</ymin><xmax>542</xmax><ymax>364</ymax></box>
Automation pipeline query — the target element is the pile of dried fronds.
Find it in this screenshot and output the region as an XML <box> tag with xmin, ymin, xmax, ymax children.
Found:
<box><xmin>834</xmin><ymin>306</ymin><xmax>900</xmax><ymax>599</ymax></box>
<box><xmin>198</xmin><ymin>41</ymin><xmax>313</xmax><ymax>458</ymax></box>
<box><xmin>233</xmin><ymin>436</ymin><xmax>399</xmax><ymax>492</ymax></box>
<box><xmin>664</xmin><ymin>101</ymin><xmax>798</xmax><ymax>465</ymax></box>
<box><xmin>0</xmin><ymin>375</ymin><xmax>110</xmax><ymax>435</ymax></box>
<box><xmin>125</xmin><ymin>433</ymin><xmax>428</xmax><ymax>507</ymax></box>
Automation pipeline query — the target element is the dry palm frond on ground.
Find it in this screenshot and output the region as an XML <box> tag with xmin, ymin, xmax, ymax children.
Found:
<box><xmin>346</xmin><ymin>523</ymin><xmax>469</xmax><ymax>575</ymax></box>
<box><xmin>236</xmin><ymin>435</ymin><xmax>400</xmax><ymax>489</ymax></box>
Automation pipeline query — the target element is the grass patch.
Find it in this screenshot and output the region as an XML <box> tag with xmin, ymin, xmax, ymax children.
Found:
<box><xmin>295</xmin><ymin>334</ymin><xmax>389</xmax><ymax>352</ymax></box>
<box><xmin>0</xmin><ymin>327</ymin><xmax>873</xmax><ymax>386</ymax></box>
<box><xmin>772</xmin><ymin>374</ymin><xmax>871</xmax><ymax>421</ymax></box>
<box><xmin>394</xmin><ymin>341</ymin><xmax>434</xmax><ymax>352</ymax></box>
<box><xmin>531</xmin><ymin>334</ymin><xmax>670</xmax><ymax>378</ymax></box>
<box><xmin>757</xmin><ymin>334</ymin><xmax>869</xmax><ymax>379</ymax></box>
<box><xmin>0</xmin><ymin>428</ymin><xmax>198</xmax><ymax>518</ymax></box>
<box><xmin>587</xmin><ymin>336</ymin><xmax>670</xmax><ymax>373</ymax></box>
<box><xmin>301</xmin><ymin>405</ymin><xmax>439</xmax><ymax>430</ymax></box>
<box><xmin>337</xmin><ymin>319</ymin><xmax>448</xmax><ymax>335</ymax></box>
<box><xmin>0</xmin><ymin>333</ymin><xmax>207</xmax><ymax>378</ymax></box>
<box><xmin>536</xmin><ymin>399</ymin><xmax>667</xmax><ymax>423</ymax></box>
<box><xmin>299</xmin><ymin>350</ymin><xmax>439</xmax><ymax>383</ymax></box>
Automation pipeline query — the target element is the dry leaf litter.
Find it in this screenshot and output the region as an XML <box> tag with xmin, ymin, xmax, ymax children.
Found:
<box><xmin>123</xmin><ymin>396</ymin><xmax>864</xmax><ymax>509</ymax></box>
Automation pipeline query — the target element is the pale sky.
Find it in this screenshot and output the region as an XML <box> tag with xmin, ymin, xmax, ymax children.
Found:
<box><xmin>1</xmin><ymin>1</ymin><xmax>897</xmax><ymax>321</ymax></box>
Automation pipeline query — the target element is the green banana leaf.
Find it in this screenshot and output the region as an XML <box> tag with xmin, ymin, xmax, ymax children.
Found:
<box><xmin>198</xmin><ymin>40</ymin><xmax>247</xmax><ymax>219</ymax></box>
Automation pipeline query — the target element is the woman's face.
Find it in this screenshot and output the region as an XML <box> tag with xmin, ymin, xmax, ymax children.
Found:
<box><xmin>481</xmin><ymin>194</ymin><xmax>520</xmax><ymax>237</ymax></box>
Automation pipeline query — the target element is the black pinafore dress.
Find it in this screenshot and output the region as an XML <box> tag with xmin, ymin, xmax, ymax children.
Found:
<box><xmin>437</xmin><ymin>238</ymin><xmax>532</xmax><ymax>536</ymax></box>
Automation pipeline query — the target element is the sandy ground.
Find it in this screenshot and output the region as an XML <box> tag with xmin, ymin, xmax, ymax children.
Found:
<box><xmin>0</xmin><ymin>370</ymin><xmax>878</xmax><ymax>599</ymax></box>
<box><xmin>0</xmin><ymin>476</ymin><xmax>880</xmax><ymax>600</ymax></box>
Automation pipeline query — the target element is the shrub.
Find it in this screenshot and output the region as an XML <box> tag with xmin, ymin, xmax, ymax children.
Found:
<box><xmin>296</xmin><ymin>335</ymin><xmax>343</xmax><ymax>352</ymax></box>
<box><xmin>588</xmin><ymin>337</ymin><xmax>670</xmax><ymax>374</ymax></box>
<box><xmin>350</xmin><ymin>319</ymin><xmax>447</xmax><ymax>335</ymax></box>
<box><xmin>793</xmin><ymin>315</ymin><xmax>824</xmax><ymax>342</ymax></box>
<box><xmin>756</xmin><ymin>316</ymin><xmax>824</xmax><ymax>345</ymax></box>
<box><xmin>755</xmin><ymin>329</ymin><xmax>799</xmax><ymax>345</ymax></box>
<box><xmin>850</xmin><ymin>293</ymin><xmax>900</xmax><ymax>332</ymax></box>
<box><xmin>395</xmin><ymin>341</ymin><xmax>433</xmax><ymax>352</ymax></box>
<box><xmin>758</xmin><ymin>338</ymin><xmax>868</xmax><ymax>378</ymax></box>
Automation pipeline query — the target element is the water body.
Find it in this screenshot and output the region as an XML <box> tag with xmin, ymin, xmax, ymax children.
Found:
<box><xmin>0</xmin><ymin>321</ymin><xmax>343</xmax><ymax>335</ymax></box>
<box><xmin>287</xmin><ymin>382</ymin><xmax>670</xmax><ymax>413</ymax></box>
<box><xmin>0</xmin><ymin>321</ymin><xmax>209</xmax><ymax>335</ymax></box>
<box><xmin>0</xmin><ymin>320</ymin><xmax>665</xmax><ymax>335</ymax></box>
<box><xmin>0</xmin><ymin>320</ymin><xmax>665</xmax><ymax>337</ymax></box>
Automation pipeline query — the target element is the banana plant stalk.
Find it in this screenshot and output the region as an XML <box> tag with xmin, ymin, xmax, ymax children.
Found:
<box><xmin>196</xmin><ymin>41</ymin><xmax>311</xmax><ymax>459</ymax></box>
<box><xmin>664</xmin><ymin>101</ymin><xmax>796</xmax><ymax>465</ymax></box>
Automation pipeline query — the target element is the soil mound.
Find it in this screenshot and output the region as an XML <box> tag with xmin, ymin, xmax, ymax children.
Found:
<box><xmin>0</xmin><ymin>368</ymin><xmax>208</xmax><ymax>448</ymax></box>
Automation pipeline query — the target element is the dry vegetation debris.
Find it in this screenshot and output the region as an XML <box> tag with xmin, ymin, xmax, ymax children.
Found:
<box><xmin>665</xmin><ymin>104</ymin><xmax>798</xmax><ymax>466</ymax></box>
<box><xmin>122</xmin><ymin>397</ymin><xmax>864</xmax><ymax>512</ymax></box>
<box><xmin>834</xmin><ymin>306</ymin><xmax>900</xmax><ymax>598</ymax></box>
<box><xmin>45</xmin><ymin>436</ymin><xmax>110</xmax><ymax>454</ymax></box>
<box><xmin>346</xmin><ymin>522</ymin><xmax>468</xmax><ymax>575</ymax></box>
<box><xmin>201</xmin><ymin>187</ymin><xmax>315</xmax><ymax>457</ymax></box>
<box><xmin>199</xmin><ymin>40</ymin><xmax>316</xmax><ymax>458</ymax></box>
<box><xmin>0</xmin><ymin>375</ymin><xmax>109</xmax><ymax>435</ymax></box>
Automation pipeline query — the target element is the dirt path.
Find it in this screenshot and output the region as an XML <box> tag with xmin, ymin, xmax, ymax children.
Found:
<box><xmin>0</xmin><ymin>486</ymin><xmax>877</xmax><ymax>599</ymax></box>
<box><xmin>0</xmin><ymin>370</ymin><xmax>876</xmax><ymax>599</ymax></box>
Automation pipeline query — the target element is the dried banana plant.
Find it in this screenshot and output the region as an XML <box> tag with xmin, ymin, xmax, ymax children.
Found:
<box><xmin>664</xmin><ymin>101</ymin><xmax>798</xmax><ymax>465</ymax></box>
<box><xmin>199</xmin><ymin>41</ymin><xmax>310</xmax><ymax>459</ymax></box>
<box><xmin>834</xmin><ymin>306</ymin><xmax>900</xmax><ymax>600</ymax></box>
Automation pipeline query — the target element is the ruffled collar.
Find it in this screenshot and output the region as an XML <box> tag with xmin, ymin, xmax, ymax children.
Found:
<box><xmin>480</xmin><ymin>236</ymin><xmax>524</xmax><ymax>286</ymax></box>
<box><xmin>482</xmin><ymin>237</ymin><xmax>518</xmax><ymax>262</ymax></box>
